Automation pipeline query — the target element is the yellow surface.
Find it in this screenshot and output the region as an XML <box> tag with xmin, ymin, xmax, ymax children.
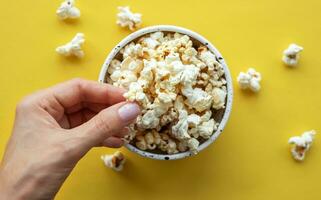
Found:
<box><xmin>0</xmin><ymin>0</ymin><xmax>321</xmax><ymax>199</ymax></box>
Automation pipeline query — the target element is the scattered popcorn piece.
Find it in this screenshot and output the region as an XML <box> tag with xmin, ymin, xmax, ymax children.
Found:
<box><xmin>101</xmin><ymin>151</ymin><xmax>126</xmax><ymax>172</ymax></box>
<box><xmin>282</xmin><ymin>43</ymin><xmax>303</xmax><ymax>67</ymax></box>
<box><xmin>106</xmin><ymin>32</ymin><xmax>228</xmax><ymax>155</ymax></box>
<box><xmin>117</xmin><ymin>6</ymin><xmax>142</xmax><ymax>31</ymax></box>
<box><xmin>56</xmin><ymin>0</ymin><xmax>80</xmax><ymax>20</ymax></box>
<box><xmin>56</xmin><ymin>33</ymin><xmax>85</xmax><ymax>58</ymax></box>
<box><xmin>288</xmin><ymin>130</ymin><xmax>316</xmax><ymax>161</ymax></box>
<box><xmin>237</xmin><ymin>68</ymin><xmax>261</xmax><ymax>92</ymax></box>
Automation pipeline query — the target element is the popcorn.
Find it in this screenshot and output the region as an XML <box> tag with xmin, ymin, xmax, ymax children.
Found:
<box><xmin>117</xmin><ymin>7</ymin><xmax>142</xmax><ymax>31</ymax></box>
<box><xmin>140</xmin><ymin>110</ymin><xmax>160</xmax><ymax>129</ymax></box>
<box><xmin>160</xmin><ymin>108</ymin><xmax>178</xmax><ymax>126</ymax></box>
<box><xmin>182</xmin><ymin>86</ymin><xmax>213</xmax><ymax>112</ymax></box>
<box><xmin>123</xmin><ymin>82</ymin><xmax>149</xmax><ymax>107</ymax></box>
<box><xmin>142</xmin><ymin>37</ymin><xmax>160</xmax><ymax>49</ymax></box>
<box><xmin>136</xmin><ymin>135</ymin><xmax>147</xmax><ymax>150</ymax></box>
<box><xmin>108</xmin><ymin>59</ymin><xmax>121</xmax><ymax>74</ymax></box>
<box><xmin>282</xmin><ymin>44</ymin><xmax>303</xmax><ymax>67</ymax></box>
<box><xmin>198</xmin><ymin>119</ymin><xmax>216</xmax><ymax>139</ymax></box>
<box><xmin>144</xmin><ymin>131</ymin><xmax>157</xmax><ymax>150</ymax></box>
<box><xmin>171</xmin><ymin>110</ymin><xmax>191</xmax><ymax>140</ymax></box>
<box><xmin>237</xmin><ymin>68</ymin><xmax>261</xmax><ymax>92</ymax></box>
<box><xmin>288</xmin><ymin>130</ymin><xmax>316</xmax><ymax>161</ymax></box>
<box><xmin>177</xmin><ymin>141</ymin><xmax>188</xmax><ymax>152</ymax></box>
<box><xmin>180</xmin><ymin>64</ymin><xmax>200</xmax><ymax>86</ymax></box>
<box><xmin>199</xmin><ymin>47</ymin><xmax>218</xmax><ymax>68</ymax></box>
<box><xmin>124</xmin><ymin>124</ymin><xmax>137</xmax><ymax>142</ymax></box>
<box><xmin>121</xmin><ymin>57</ymin><xmax>143</xmax><ymax>74</ymax></box>
<box><xmin>201</xmin><ymin>111</ymin><xmax>212</xmax><ymax>122</ymax></box>
<box><xmin>101</xmin><ymin>151</ymin><xmax>126</xmax><ymax>172</ymax></box>
<box><xmin>187</xmin><ymin>114</ymin><xmax>201</xmax><ymax>127</ymax></box>
<box><xmin>187</xmin><ymin>138</ymin><xmax>200</xmax><ymax>155</ymax></box>
<box><xmin>111</xmin><ymin>70</ymin><xmax>137</xmax><ymax>88</ymax></box>
<box><xmin>167</xmin><ymin>139</ymin><xmax>179</xmax><ymax>154</ymax></box>
<box><xmin>121</xmin><ymin>43</ymin><xmax>143</xmax><ymax>59</ymax></box>
<box><xmin>106</xmin><ymin>32</ymin><xmax>227</xmax><ymax>155</ymax></box>
<box><xmin>56</xmin><ymin>0</ymin><xmax>80</xmax><ymax>20</ymax></box>
<box><xmin>56</xmin><ymin>33</ymin><xmax>85</xmax><ymax>58</ymax></box>
<box><xmin>212</xmin><ymin>87</ymin><xmax>227</xmax><ymax>110</ymax></box>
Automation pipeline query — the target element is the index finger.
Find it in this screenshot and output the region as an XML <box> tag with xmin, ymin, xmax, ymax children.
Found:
<box><xmin>49</xmin><ymin>78</ymin><xmax>126</xmax><ymax>109</ymax></box>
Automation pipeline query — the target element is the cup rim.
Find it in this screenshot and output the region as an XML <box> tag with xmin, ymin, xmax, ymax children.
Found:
<box><xmin>98</xmin><ymin>25</ymin><xmax>233</xmax><ymax>160</ymax></box>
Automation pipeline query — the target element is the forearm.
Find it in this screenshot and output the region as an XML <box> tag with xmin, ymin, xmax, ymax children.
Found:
<box><xmin>0</xmin><ymin>163</ymin><xmax>68</xmax><ymax>200</ymax></box>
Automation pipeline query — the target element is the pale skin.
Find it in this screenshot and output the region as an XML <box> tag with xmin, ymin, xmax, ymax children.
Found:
<box><xmin>0</xmin><ymin>79</ymin><xmax>141</xmax><ymax>200</ymax></box>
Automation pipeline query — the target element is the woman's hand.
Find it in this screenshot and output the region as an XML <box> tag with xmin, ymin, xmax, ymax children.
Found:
<box><xmin>0</xmin><ymin>79</ymin><xmax>140</xmax><ymax>200</ymax></box>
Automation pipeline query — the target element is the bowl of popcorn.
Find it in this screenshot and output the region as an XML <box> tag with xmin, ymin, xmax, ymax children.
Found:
<box><xmin>99</xmin><ymin>25</ymin><xmax>233</xmax><ymax>160</ymax></box>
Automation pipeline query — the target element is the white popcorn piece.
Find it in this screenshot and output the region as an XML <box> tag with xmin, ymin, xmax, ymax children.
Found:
<box><xmin>288</xmin><ymin>130</ymin><xmax>316</xmax><ymax>161</ymax></box>
<box><xmin>187</xmin><ymin>138</ymin><xmax>200</xmax><ymax>155</ymax></box>
<box><xmin>200</xmin><ymin>111</ymin><xmax>212</xmax><ymax>122</ymax></box>
<box><xmin>199</xmin><ymin>48</ymin><xmax>218</xmax><ymax>68</ymax></box>
<box><xmin>182</xmin><ymin>48</ymin><xmax>198</xmax><ymax>62</ymax></box>
<box><xmin>56</xmin><ymin>0</ymin><xmax>80</xmax><ymax>20</ymax></box>
<box><xmin>142</xmin><ymin>37</ymin><xmax>160</xmax><ymax>49</ymax></box>
<box><xmin>56</xmin><ymin>33</ymin><xmax>85</xmax><ymax>58</ymax></box>
<box><xmin>282</xmin><ymin>43</ymin><xmax>303</xmax><ymax>67</ymax></box>
<box><xmin>187</xmin><ymin>114</ymin><xmax>201</xmax><ymax>127</ymax></box>
<box><xmin>117</xmin><ymin>6</ymin><xmax>142</xmax><ymax>31</ymax></box>
<box><xmin>101</xmin><ymin>151</ymin><xmax>126</xmax><ymax>172</ymax></box>
<box><xmin>121</xmin><ymin>57</ymin><xmax>143</xmax><ymax>74</ymax></box>
<box><xmin>182</xmin><ymin>86</ymin><xmax>213</xmax><ymax>112</ymax></box>
<box><xmin>108</xmin><ymin>59</ymin><xmax>121</xmax><ymax>74</ymax></box>
<box><xmin>137</xmin><ymin>59</ymin><xmax>156</xmax><ymax>88</ymax></box>
<box><xmin>198</xmin><ymin>119</ymin><xmax>216</xmax><ymax>139</ymax></box>
<box><xmin>111</xmin><ymin>70</ymin><xmax>137</xmax><ymax>88</ymax></box>
<box><xmin>212</xmin><ymin>87</ymin><xmax>227</xmax><ymax>110</ymax></box>
<box><xmin>106</xmin><ymin>32</ymin><xmax>227</xmax><ymax>155</ymax></box>
<box><xmin>174</xmin><ymin>95</ymin><xmax>186</xmax><ymax>110</ymax></box>
<box><xmin>160</xmin><ymin>108</ymin><xmax>178</xmax><ymax>126</ymax></box>
<box><xmin>237</xmin><ymin>68</ymin><xmax>261</xmax><ymax>92</ymax></box>
<box><xmin>172</xmin><ymin>110</ymin><xmax>191</xmax><ymax>141</ymax></box>
<box><xmin>140</xmin><ymin>110</ymin><xmax>160</xmax><ymax>129</ymax></box>
<box><xmin>180</xmin><ymin>64</ymin><xmax>200</xmax><ymax>86</ymax></box>
<box><xmin>123</xmin><ymin>82</ymin><xmax>149</xmax><ymax>107</ymax></box>
<box><xmin>121</xmin><ymin>43</ymin><xmax>143</xmax><ymax>59</ymax></box>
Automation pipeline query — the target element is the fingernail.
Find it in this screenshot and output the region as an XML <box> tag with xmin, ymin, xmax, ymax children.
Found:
<box><xmin>118</xmin><ymin>103</ymin><xmax>140</xmax><ymax>122</ymax></box>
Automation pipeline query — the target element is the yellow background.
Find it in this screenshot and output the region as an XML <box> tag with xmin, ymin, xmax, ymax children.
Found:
<box><xmin>1</xmin><ymin>0</ymin><xmax>321</xmax><ymax>199</ymax></box>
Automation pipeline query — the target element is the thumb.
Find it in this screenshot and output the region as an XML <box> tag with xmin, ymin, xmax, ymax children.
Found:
<box><xmin>75</xmin><ymin>102</ymin><xmax>140</xmax><ymax>146</ymax></box>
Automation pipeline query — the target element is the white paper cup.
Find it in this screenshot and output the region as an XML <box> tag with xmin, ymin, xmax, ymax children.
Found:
<box><xmin>99</xmin><ymin>25</ymin><xmax>233</xmax><ymax>160</ymax></box>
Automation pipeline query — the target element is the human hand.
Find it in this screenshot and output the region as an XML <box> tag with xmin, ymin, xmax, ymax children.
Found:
<box><xmin>0</xmin><ymin>79</ymin><xmax>140</xmax><ymax>200</ymax></box>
